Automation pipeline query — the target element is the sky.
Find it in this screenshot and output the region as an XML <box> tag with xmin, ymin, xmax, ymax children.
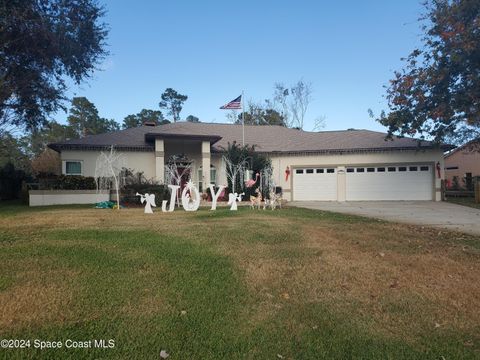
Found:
<box><xmin>63</xmin><ymin>0</ymin><xmax>426</xmax><ymax>132</ymax></box>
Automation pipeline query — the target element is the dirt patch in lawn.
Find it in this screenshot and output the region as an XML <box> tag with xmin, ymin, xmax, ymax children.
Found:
<box><xmin>0</xmin><ymin>269</ymin><xmax>77</xmax><ymax>331</ymax></box>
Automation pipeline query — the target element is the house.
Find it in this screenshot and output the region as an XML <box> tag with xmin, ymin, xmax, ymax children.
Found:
<box><xmin>444</xmin><ymin>140</ymin><xmax>480</xmax><ymax>190</ymax></box>
<box><xmin>49</xmin><ymin>122</ymin><xmax>453</xmax><ymax>202</ymax></box>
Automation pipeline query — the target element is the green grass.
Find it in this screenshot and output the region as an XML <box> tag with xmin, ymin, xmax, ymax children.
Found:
<box><xmin>0</xmin><ymin>203</ymin><xmax>478</xmax><ymax>359</ymax></box>
<box><xmin>447</xmin><ymin>196</ymin><xmax>480</xmax><ymax>209</ymax></box>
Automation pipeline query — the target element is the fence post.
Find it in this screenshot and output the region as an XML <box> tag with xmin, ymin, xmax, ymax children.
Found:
<box><xmin>475</xmin><ymin>182</ymin><xmax>480</xmax><ymax>204</ymax></box>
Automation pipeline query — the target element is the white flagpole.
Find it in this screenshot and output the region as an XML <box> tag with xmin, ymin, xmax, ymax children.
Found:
<box><xmin>241</xmin><ymin>90</ymin><xmax>245</xmax><ymax>146</ymax></box>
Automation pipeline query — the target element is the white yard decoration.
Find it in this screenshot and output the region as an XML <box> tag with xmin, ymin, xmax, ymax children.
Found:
<box><xmin>221</xmin><ymin>155</ymin><xmax>248</xmax><ymax>194</ymax></box>
<box><xmin>208</xmin><ymin>184</ymin><xmax>226</xmax><ymax>210</ymax></box>
<box><xmin>136</xmin><ymin>193</ymin><xmax>156</xmax><ymax>214</ymax></box>
<box><xmin>228</xmin><ymin>192</ymin><xmax>244</xmax><ymax>211</ymax></box>
<box><xmin>164</xmin><ymin>155</ymin><xmax>194</xmax><ymax>207</ymax></box>
<box><xmin>94</xmin><ymin>146</ymin><xmax>126</xmax><ymax>208</ymax></box>
<box><xmin>181</xmin><ymin>180</ymin><xmax>201</xmax><ymax>211</ymax></box>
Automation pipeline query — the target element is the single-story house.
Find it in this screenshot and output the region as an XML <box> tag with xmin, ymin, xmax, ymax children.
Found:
<box><xmin>49</xmin><ymin>122</ymin><xmax>453</xmax><ymax>202</ymax></box>
<box><xmin>444</xmin><ymin>140</ymin><xmax>480</xmax><ymax>189</ymax></box>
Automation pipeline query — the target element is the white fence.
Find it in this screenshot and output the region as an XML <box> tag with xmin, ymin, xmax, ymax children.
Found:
<box><xmin>29</xmin><ymin>190</ymin><xmax>109</xmax><ymax>207</ymax></box>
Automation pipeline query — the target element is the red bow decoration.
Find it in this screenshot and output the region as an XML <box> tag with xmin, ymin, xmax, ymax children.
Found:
<box><xmin>285</xmin><ymin>166</ymin><xmax>291</xmax><ymax>182</ymax></box>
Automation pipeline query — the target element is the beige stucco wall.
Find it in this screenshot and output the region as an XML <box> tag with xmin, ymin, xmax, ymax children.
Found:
<box><xmin>60</xmin><ymin>147</ymin><xmax>444</xmax><ymax>201</ymax></box>
<box><xmin>61</xmin><ymin>150</ymin><xmax>156</xmax><ymax>180</ymax></box>
<box><xmin>444</xmin><ymin>149</ymin><xmax>480</xmax><ymax>185</ymax></box>
<box><xmin>269</xmin><ymin>149</ymin><xmax>445</xmax><ymax>201</ymax></box>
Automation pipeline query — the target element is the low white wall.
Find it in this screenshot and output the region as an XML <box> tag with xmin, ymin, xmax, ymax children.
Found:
<box><xmin>29</xmin><ymin>190</ymin><xmax>109</xmax><ymax>207</ymax></box>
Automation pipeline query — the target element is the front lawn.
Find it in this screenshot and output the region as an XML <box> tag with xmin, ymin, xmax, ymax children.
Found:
<box><xmin>0</xmin><ymin>203</ymin><xmax>478</xmax><ymax>359</ymax></box>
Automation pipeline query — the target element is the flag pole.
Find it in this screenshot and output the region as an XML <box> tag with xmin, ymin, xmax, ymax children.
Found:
<box><xmin>241</xmin><ymin>90</ymin><xmax>245</xmax><ymax>146</ymax></box>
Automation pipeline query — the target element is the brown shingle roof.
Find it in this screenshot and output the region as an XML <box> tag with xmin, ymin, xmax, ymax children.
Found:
<box><xmin>49</xmin><ymin>122</ymin><xmax>452</xmax><ymax>153</ymax></box>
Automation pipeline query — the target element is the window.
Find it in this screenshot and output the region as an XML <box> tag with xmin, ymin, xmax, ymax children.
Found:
<box><xmin>197</xmin><ymin>168</ymin><xmax>203</xmax><ymax>192</ymax></box>
<box><xmin>445</xmin><ymin>166</ymin><xmax>458</xmax><ymax>170</ymax></box>
<box><xmin>356</xmin><ymin>168</ymin><xmax>365</xmax><ymax>173</ymax></box>
<box><xmin>198</xmin><ymin>165</ymin><xmax>217</xmax><ymax>192</ymax></box>
<box><xmin>367</xmin><ymin>167</ymin><xmax>375</xmax><ymax>173</ymax></box>
<box><xmin>65</xmin><ymin>161</ymin><xmax>82</xmax><ymax>175</ymax></box>
<box><xmin>388</xmin><ymin>167</ymin><xmax>396</xmax><ymax>172</ymax></box>
<box><xmin>326</xmin><ymin>168</ymin><xmax>335</xmax><ymax>173</ymax></box>
<box><xmin>296</xmin><ymin>169</ymin><xmax>303</xmax><ymax>174</ymax></box>
<box><xmin>346</xmin><ymin>168</ymin><xmax>354</xmax><ymax>173</ymax></box>
<box><xmin>420</xmin><ymin>166</ymin><xmax>429</xmax><ymax>171</ymax></box>
<box><xmin>316</xmin><ymin>168</ymin><xmax>324</xmax><ymax>173</ymax></box>
<box><xmin>377</xmin><ymin>167</ymin><xmax>385</xmax><ymax>172</ymax></box>
<box><xmin>210</xmin><ymin>166</ymin><xmax>217</xmax><ymax>184</ymax></box>
<box><xmin>306</xmin><ymin>169</ymin><xmax>314</xmax><ymax>174</ymax></box>
<box><xmin>409</xmin><ymin>166</ymin><xmax>418</xmax><ymax>171</ymax></box>
<box><xmin>398</xmin><ymin>166</ymin><xmax>407</xmax><ymax>172</ymax></box>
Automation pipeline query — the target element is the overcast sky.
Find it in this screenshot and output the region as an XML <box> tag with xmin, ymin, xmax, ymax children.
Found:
<box><xmin>62</xmin><ymin>0</ymin><xmax>425</xmax><ymax>132</ymax></box>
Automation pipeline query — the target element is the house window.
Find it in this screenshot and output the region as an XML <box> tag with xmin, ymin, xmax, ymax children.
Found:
<box><xmin>346</xmin><ymin>168</ymin><xmax>354</xmax><ymax>173</ymax></box>
<box><xmin>377</xmin><ymin>167</ymin><xmax>386</xmax><ymax>172</ymax></box>
<box><xmin>409</xmin><ymin>166</ymin><xmax>418</xmax><ymax>171</ymax></box>
<box><xmin>367</xmin><ymin>167</ymin><xmax>375</xmax><ymax>172</ymax></box>
<box><xmin>65</xmin><ymin>161</ymin><xmax>82</xmax><ymax>175</ymax></box>
<box><xmin>197</xmin><ymin>168</ymin><xmax>203</xmax><ymax>192</ymax></box>
<box><xmin>398</xmin><ymin>166</ymin><xmax>407</xmax><ymax>172</ymax></box>
<box><xmin>296</xmin><ymin>169</ymin><xmax>304</xmax><ymax>174</ymax></box>
<box><xmin>420</xmin><ymin>166</ymin><xmax>429</xmax><ymax>171</ymax></box>
<box><xmin>210</xmin><ymin>167</ymin><xmax>217</xmax><ymax>184</ymax></box>
<box><xmin>306</xmin><ymin>169</ymin><xmax>314</xmax><ymax>174</ymax></box>
<box><xmin>198</xmin><ymin>165</ymin><xmax>217</xmax><ymax>192</ymax></box>
<box><xmin>388</xmin><ymin>167</ymin><xmax>396</xmax><ymax>172</ymax></box>
<box><xmin>316</xmin><ymin>169</ymin><xmax>324</xmax><ymax>173</ymax></box>
<box><xmin>356</xmin><ymin>168</ymin><xmax>365</xmax><ymax>173</ymax></box>
<box><xmin>326</xmin><ymin>168</ymin><xmax>335</xmax><ymax>173</ymax></box>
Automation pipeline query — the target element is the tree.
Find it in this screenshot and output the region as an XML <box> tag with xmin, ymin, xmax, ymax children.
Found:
<box><xmin>234</xmin><ymin>101</ymin><xmax>286</xmax><ymax>126</ymax></box>
<box><xmin>377</xmin><ymin>0</ymin><xmax>480</xmax><ymax>145</ymax></box>
<box><xmin>0</xmin><ymin>132</ymin><xmax>31</xmax><ymax>173</ymax></box>
<box><xmin>186</xmin><ymin>115</ymin><xmax>200</xmax><ymax>123</ymax></box>
<box><xmin>123</xmin><ymin>109</ymin><xmax>165</xmax><ymax>128</ymax></box>
<box><xmin>271</xmin><ymin>80</ymin><xmax>313</xmax><ymax>129</ymax></box>
<box><xmin>67</xmin><ymin>97</ymin><xmax>119</xmax><ymax>137</ymax></box>
<box><xmin>0</xmin><ymin>0</ymin><xmax>108</xmax><ymax>130</ymax></box>
<box><xmin>159</xmin><ymin>88</ymin><xmax>188</xmax><ymax>122</ymax></box>
<box><xmin>21</xmin><ymin>121</ymin><xmax>77</xmax><ymax>158</ymax></box>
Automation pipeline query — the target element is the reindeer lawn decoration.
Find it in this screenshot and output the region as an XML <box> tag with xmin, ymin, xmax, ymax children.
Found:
<box><xmin>250</xmin><ymin>188</ymin><xmax>262</xmax><ymax>210</ymax></box>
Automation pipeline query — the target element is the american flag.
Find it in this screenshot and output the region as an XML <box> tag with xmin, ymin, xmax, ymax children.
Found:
<box><xmin>220</xmin><ymin>95</ymin><xmax>242</xmax><ymax>110</ymax></box>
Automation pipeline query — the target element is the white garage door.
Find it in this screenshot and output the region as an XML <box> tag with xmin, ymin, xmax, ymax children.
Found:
<box><xmin>346</xmin><ymin>164</ymin><xmax>433</xmax><ymax>201</ymax></box>
<box><xmin>293</xmin><ymin>167</ymin><xmax>337</xmax><ymax>201</ymax></box>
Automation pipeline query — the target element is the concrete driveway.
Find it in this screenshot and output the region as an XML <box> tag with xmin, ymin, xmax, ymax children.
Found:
<box><xmin>291</xmin><ymin>201</ymin><xmax>480</xmax><ymax>236</ymax></box>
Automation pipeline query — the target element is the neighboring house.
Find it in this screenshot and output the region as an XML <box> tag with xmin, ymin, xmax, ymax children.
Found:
<box><xmin>444</xmin><ymin>140</ymin><xmax>480</xmax><ymax>190</ymax></box>
<box><xmin>49</xmin><ymin>122</ymin><xmax>453</xmax><ymax>201</ymax></box>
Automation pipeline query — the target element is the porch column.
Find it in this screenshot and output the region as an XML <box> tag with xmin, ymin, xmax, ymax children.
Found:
<box><xmin>202</xmin><ymin>141</ymin><xmax>211</xmax><ymax>187</ymax></box>
<box><xmin>155</xmin><ymin>139</ymin><xmax>165</xmax><ymax>184</ymax></box>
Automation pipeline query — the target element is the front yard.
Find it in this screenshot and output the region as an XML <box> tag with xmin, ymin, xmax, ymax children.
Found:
<box><xmin>0</xmin><ymin>203</ymin><xmax>479</xmax><ymax>359</ymax></box>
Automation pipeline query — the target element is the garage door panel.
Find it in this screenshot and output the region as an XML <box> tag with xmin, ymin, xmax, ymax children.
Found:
<box><xmin>293</xmin><ymin>168</ymin><xmax>337</xmax><ymax>201</ymax></box>
<box><xmin>346</xmin><ymin>165</ymin><xmax>433</xmax><ymax>201</ymax></box>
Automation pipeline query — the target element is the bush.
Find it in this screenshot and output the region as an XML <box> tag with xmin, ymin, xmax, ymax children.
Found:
<box><xmin>0</xmin><ymin>162</ymin><xmax>27</xmax><ymax>200</ymax></box>
<box><xmin>38</xmin><ymin>175</ymin><xmax>96</xmax><ymax>190</ymax></box>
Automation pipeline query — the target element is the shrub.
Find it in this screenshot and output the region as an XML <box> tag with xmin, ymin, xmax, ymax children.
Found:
<box><xmin>0</xmin><ymin>162</ymin><xmax>27</xmax><ymax>200</ymax></box>
<box><xmin>38</xmin><ymin>175</ymin><xmax>96</xmax><ymax>190</ymax></box>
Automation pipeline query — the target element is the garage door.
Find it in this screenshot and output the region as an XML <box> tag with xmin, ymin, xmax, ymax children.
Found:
<box><xmin>293</xmin><ymin>167</ymin><xmax>337</xmax><ymax>201</ymax></box>
<box><xmin>346</xmin><ymin>164</ymin><xmax>433</xmax><ymax>201</ymax></box>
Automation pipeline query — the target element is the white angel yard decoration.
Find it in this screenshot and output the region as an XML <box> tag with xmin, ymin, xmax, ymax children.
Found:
<box><xmin>136</xmin><ymin>193</ymin><xmax>156</xmax><ymax>214</ymax></box>
<box><xmin>228</xmin><ymin>192</ymin><xmax>244</xmax><ymax>211</ymax></box>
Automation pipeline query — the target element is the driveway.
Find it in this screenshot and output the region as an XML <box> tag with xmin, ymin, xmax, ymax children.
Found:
<box><xmin>291</xmin><ymin>201</ymin><xmax>480</xmax><ymax>236</ymax></box>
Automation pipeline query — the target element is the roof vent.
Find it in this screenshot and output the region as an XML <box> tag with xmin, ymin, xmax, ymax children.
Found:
<box><xmin>143</xmin><ymin>121</ymin><xmax>157</xmax><ymax>127</ymax></box>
